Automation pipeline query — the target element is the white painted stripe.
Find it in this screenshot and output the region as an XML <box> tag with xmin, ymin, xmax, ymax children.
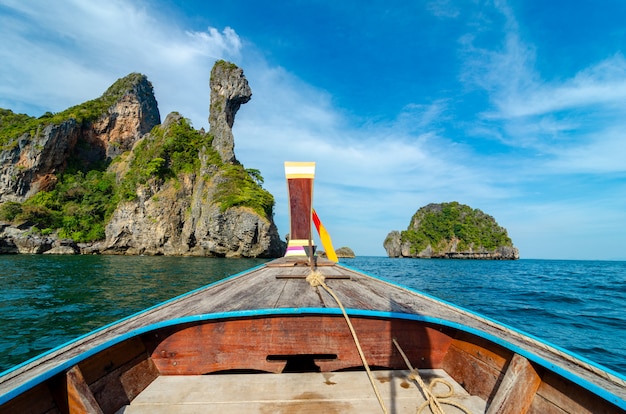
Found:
<box><xmin>284</xmin><ymin>161</ymin><xmax>315</xmax><ymax>178</ymax></box>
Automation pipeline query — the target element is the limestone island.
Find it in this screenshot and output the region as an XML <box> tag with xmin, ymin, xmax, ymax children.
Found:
<box><xmin>0</xmin><ymin>61</ymin><xmax>283</xmax><ymax>257</ymax></box>
<box><xmin>384</xmin><ymin>202</ymin><xmax>519</xmax><ymax>260</ymax></box>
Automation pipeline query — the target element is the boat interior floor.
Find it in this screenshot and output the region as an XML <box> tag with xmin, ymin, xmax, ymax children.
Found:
<box><xmin>115</xmin><ymin>369</ymin><xmax>487</xmax><ymax>414</ymax></box>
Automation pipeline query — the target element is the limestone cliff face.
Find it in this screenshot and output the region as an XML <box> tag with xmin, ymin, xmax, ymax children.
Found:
<box><xmin>0</xmin><ymin>74</ymin><xmax>160</xmax><ymax>202</ymax></box>
<box><xmin>100</xmin><ymin>115</ymin><xmax>283</xmax><ymax>258</ymax></box>
<box><xmin>0</xmin><ymin>119</ymin><xmax>80</xmax><ymax>201</ymax></box>
<box><xmin>209</xmin><ymin>60</ymin><xmax>252</xmax><ymax>164</ymax></box>
<box><xmin>101</xmin><ymin>162</ymin><xmax>282</xmax><ymax>257</ymax></box>
<box><xmin>78</xmin><ymin>75</ymin><xmax>160</xmax><ymax>162</ymax></box>
<box><xmin>383</xmin><ymin>231</ymin><xmax>403</xmax><ymax>258</ymax></box>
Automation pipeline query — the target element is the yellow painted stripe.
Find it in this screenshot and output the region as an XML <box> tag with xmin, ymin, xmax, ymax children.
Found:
<box><xmin>313</xmin><ymin>209</ymin><xmax>338</xmax><ymax>262</ymax></box>
<box><xmin>319</xmin><ymin>228</ymin><xmax>338</xmax><ymax>262</ymax></box>
<box><xmin>284</xmin><ymin>161</ymin><xmax>315</xmax><ymax>178</ymax></box>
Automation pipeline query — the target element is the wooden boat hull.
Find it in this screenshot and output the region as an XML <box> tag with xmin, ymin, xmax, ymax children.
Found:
<box><xmin>1</xmin><ymin>244</ymin><xmax>625</xmax><ymax>414</ymax></box>
<box><xmin>2</xmin><ymin>302</ymin><xmax>625</xmax><ymax>413</ymax></box>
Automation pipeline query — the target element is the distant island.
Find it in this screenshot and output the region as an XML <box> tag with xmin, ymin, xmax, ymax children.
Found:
<box><xmin>318</xmin><ymin>246</ymin><xmax>355</xmax><ymax>259</ymax></box>
<box><xmin>384</xmin><ymin>202</ymin><xmax>519</xmax><ymax>260</ymax></box>
<box><xmin>336</xmin><ymin>246</ymin><xmax>355</xmax><ymax>258</ymax></box>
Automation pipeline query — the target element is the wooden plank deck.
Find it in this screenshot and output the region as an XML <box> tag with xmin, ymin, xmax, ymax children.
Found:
<box><xmin>115</xmin><ymin>369</ymin><xmax>487</xmax><ymax>414</ymax></box>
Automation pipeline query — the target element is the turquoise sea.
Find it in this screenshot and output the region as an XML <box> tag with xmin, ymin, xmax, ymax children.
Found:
<box><xmin>0</xmin><ymin>255</ymin><xmax>625</xmax><ymax>378</ymax></box>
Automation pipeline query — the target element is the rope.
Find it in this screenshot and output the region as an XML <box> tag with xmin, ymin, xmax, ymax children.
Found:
<box><xmin>306</xmin><ymin>270</ymin><xmax>389</xmax><ymax>414</ymax></box>
<box><xmin>392</xmin><ymin>338</ymin><xmax>472</xmax><ymax>414</ymax></box>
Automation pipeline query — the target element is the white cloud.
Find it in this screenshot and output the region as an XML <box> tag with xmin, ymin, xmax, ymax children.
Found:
<box><xmin>546</xmin><ymin>127</ymin><xmax>626</xmax><ymax>173</ymax></box>
<box><xmin>457</xmin><ymin>1</ymin><xmax>626</xmax><ymax>178</ymax></box>
<box><xmin>461</xmin><ymin>1</ymin><xmax>626</xmax><ymax>123</ymax></box>
<box><xmin>427</xmin><ymin>0</ymin><xmax>460</xmax><ymax>18</ymax></box>
<box><xmin>0</xmin><ymin>0</ymin><xmax>241</xmax><ymax>123</ymax></box>
<box><xmin>494</xmin><ymin>55</ymin><xmax>626</xmax><ymax>119</ymax></box>
<box><xmin>185</xmin><ymin>27</ymin><xmax>242</xmax><ymax>59</ymax></box>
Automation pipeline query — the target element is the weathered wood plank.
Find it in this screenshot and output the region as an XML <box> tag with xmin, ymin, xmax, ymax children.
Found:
<box><xmin>202</xmin><ymin>271</ymin><xmax>288</xmax><ymax>311</ymax></box>
<box><xmin>90</xmin><ymin>354</ymin><xmax>158</xmax><ymax>414</ymax></box>
<box><xmin>329</xmin><ymin>277</ymin><xmax>413</xmax><ymax>312</ymax></box>
<box><xmin>121</xmin><ymin>370</ymin><xmax>486</xmax><ymax>414</ymax></box>
<box><xmin>442</xmin><ymin>337</ymin><xmax>508</xmax><ymax>402</ymax></box>
<box><xmin>449</xmin><ymin>333</ymin><xmax>510</xmax><ymax>369</ymax></box>
<box><xmin>66</xmin><ymin>365</ymin><xmax>103</xmax><ymax>414</ymax></box>
<box><xmin>0</xmin><ymin>382</ymin><xmax>58</xmax><ymax>414</ymax></box>
<box><xmin>529</xmin><ymin>370</ymin><xmax>625</xmax><ymax>414</ymax></box>
<box><xmin>486</xmin><ymin>353</ymin><xmax>541</xmax><ymax>414</ymax></box>
<box><xmin>149</xmin><ymin>316</ymin><xmax>455</xmax><ymax>375</ymax></box>
<box><xmin>78</xmin><ymin>337</ymin><xmax>147</xmax><ymax>385</ymax></box>
<box><xmin>274</xmin><ymin>278</ymin><xmax>329</xmax><ymax>308</ymax></box>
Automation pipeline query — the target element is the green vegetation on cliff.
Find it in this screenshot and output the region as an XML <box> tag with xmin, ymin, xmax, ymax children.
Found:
<box><xmin>0</xmin><ymin>73</ymin><xmax>147</xmax><ymax>147</ymax></box>
<box><xmin>0</xmin><ymin>170</ymin><xmax>117</xmax><ymax>241</ymax></box>
<box><xmin>115</xmin><ymin>115</ymin><xmax>218</xmax><ymax>200</ymax></box>
<box><xmin>401</xmin><ymin>202</ymin><xmax>513</xmax><ymax>255</ymax></box>
<box><xmin>216</xmin><ymin>165</ymin><xmax>274</xmax><ymax>218</ymax></box>
<box><xmin>0</xmin><ymin>109</ymin><xmax>36</xmax><ymax>147</ymax></box>
<box><xmin>118</xmin><ymin>115</ymin><xmax>274</xmax><ymax>218</ymax></box>
<box><xmin>0</xmin><ymin>113</ymin><xmax>274</xmax><ymax>242</ymax></box>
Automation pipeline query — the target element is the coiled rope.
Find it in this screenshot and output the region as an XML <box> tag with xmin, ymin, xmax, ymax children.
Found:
<box><xmin>306</xmin><ymin>270</ymin><xmax>389</xmax><ymax>414</ymax></box>
<box><xmin>392</xmin><ymin>338</ymin><xmax>471</xmax><ymax>414</ymax></box>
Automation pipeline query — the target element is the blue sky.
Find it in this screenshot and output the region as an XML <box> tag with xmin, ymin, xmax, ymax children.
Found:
<box><xmin>1</xmin><ymin>0</ymin><xmax>626</xmax><ymax>259</ymax></box>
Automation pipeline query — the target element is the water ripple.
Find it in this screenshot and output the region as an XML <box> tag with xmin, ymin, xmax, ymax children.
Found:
<box><xmin>346</xmin><ymin>257</ymin><xmax>626</xmax><ymax>376</ymax></box>
<box><xmin>0</xmin><ymin>255</ymin><xmax>269</xmax><ymax>373</ymax></box>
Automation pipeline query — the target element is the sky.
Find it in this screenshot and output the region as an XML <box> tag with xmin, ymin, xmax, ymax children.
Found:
<box><xmin>1</xmin><ymin>0</ymin><xmax>626</xmax><ymax>260</ymax></box>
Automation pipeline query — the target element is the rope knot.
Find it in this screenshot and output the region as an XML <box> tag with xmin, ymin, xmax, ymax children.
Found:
<box><xmin>306</xmin><ymin>270</ymin><xmax>326</xmax><ymax>287</ymax></box>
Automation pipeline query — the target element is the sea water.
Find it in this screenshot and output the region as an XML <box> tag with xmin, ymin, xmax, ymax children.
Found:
<box><xmin>0</xmin><ymin>255</ymin><xmax>624</xmax><ymax>377</ymax></box>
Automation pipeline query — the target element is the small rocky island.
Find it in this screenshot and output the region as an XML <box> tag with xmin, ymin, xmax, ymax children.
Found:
<box><xmin>384</xmin><ymin>202</ymin><xmax>519</xmax><ymax>260</ymax></box>
<box><xmin>319</xmin><ymin>246</ymin><xmax>356</xmax><ymax>259</ymax></box>
<box><xmin>335</xmin><ymin>246</ymin><xmax>356</xmax><ymax>258</ymax></box>
<box><xmin>0</xmin><ymin>61</ymin><xmax>283</xmax><ymax>257</ymax></box>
